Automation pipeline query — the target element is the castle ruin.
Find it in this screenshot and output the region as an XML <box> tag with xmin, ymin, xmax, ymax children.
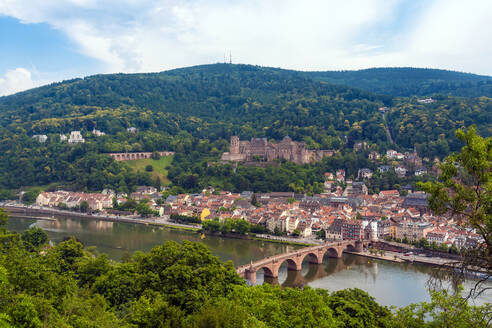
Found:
<box><xmin>221</xmin><ymin>136</ymin><xmax>334</xmax><ymax>165</ymax></box>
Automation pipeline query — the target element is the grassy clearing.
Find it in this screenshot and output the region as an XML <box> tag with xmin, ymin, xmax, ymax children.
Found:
<box><xmin>126</xmin><ymin>155</ymin><xmax>173</xmax><ymax>185</ymax></box>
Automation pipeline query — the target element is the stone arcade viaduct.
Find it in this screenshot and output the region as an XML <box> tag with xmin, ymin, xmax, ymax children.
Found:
<box><xmin>237</xmin><ymin>240</ymin><xmax>368</xmax><ymax>284</ymax></box>
<box><xmin>108</xmin><ymin>151</ymin><xmax>174</xmax><ymax>161</ymax></box>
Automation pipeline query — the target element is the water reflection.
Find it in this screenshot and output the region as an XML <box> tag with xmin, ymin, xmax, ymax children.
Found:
<box><xmin>7</xmin><ymin>216</ymin><xmax>492</xmax><ymax>308</ymax></box>
<box><xmin>7</xmin><ymin>217</ymin><xmax>300</xmax><ymax>266</ymax></box>
<box><xmin>254</xmin><ymin>253</ymin><xmax>492</xmax><ymax>307</ymax></box>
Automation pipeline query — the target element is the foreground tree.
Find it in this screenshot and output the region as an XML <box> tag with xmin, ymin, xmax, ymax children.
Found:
<box><xmin>392</xmin><ymin>288</ymin><xmax>491</xmax><ymax>328</ymax></box>
<box><xmin>418</xmin><ymin>127</ymin><xmax>492</xmax><ymax>295</ymax></box>
<box><xmin>21</xmin><ymin>227</ymin><xmax>48</xmax><ymax>252</ymax></box>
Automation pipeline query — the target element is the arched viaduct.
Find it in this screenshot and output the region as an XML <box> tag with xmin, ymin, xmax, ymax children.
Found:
<box><xmin>108</xmin><ymin>151</ymin><xmax>175</xmax><ymax>161</ymax></box>
<box><xmin>237</xmin><ymin>240</ymin><xmax>368</xmax><ymax>285</ymax></box>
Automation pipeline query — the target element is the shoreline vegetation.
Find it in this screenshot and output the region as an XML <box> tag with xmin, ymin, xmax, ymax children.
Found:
<box><xmin>2</xmin><ymin>217</ymin><xmax>489</xmax><ymax>328</ymax></box>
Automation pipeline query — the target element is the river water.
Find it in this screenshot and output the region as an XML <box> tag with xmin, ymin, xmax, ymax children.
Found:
<box><xmin>7</xmin><ymin>216</ymin><xmax>492</xmax><ymax>308</ymax></box>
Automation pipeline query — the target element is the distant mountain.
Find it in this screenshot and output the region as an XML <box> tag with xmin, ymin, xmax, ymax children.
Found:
<box><xmin>304</xmin><ymin>67</ymin><xmax>492</xmax><ymax>97</ymax></box>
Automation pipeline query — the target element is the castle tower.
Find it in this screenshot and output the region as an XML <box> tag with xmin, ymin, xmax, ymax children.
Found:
<box><xmin>230</xmin><ymin>136</ymin><xmax>240</xmax><ymax>154</ymax></box>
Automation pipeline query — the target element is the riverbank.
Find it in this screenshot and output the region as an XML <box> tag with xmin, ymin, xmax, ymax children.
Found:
<box><xmin>346</xmin><ymin>249</ymin><xmax>467</xmax><ymax>273</ymax></box>
<box><xmin>3</xmin><ymin>204</ymin><xmax>201</xmax><ymax>231</ymax></box>
<box><xmin>2</xmin><ymin>204</ymin><xmax>316</xmax><ymax>247</ymax></box>
<box><xmin>345</xmin><ymin>250</ymin><xmax>406</xmax><ymax>263</ymax></box>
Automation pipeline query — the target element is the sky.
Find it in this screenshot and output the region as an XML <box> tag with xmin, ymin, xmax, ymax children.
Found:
<box><xmin>0</xmin><ymin>0</ymin><xmax>491</xmax><ymax>96</ymax></box>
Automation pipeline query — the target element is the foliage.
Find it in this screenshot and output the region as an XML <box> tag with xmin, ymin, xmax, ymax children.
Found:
<box><xmin>135</xmin><ymin>200</ymin><xmax>155</xmax><ymax>217</ymax></box>
<box><xmin>0</xmin><ymin>213</ymin><xmax>490</xmax><ymax>327</ymax></box>
<box><xmin>0</xmin><ymin>189</ymin><xmax>15</xmax><ymax>201</ymax></box>
<box><xmin>0</xmin><ymin>209</ymin><xmax>7</xmax><ymax>227</ymax></box>
<box><xmin>419</xmin><ymin>127</ymin><xmax>492</xmax><ymax>290</ymax></box>
<box><xmin>202</xmin><ymin>218</ymin><xmax>252</xmax><ymax>235</ymax></box>
<box><xmin>307</xmin><ymin>67</ymin><xmax>492</xmax><ymax>97</ymax></box>
<box><xmin>20</xmin><ymin>227</ymin><xmax>48</xmax><ymax>251</ymax></box>
<box><xmin>21</xmin><ymin>188</ymin><xmax>42</xmax><ymax>205</ymax></box>
<box><xmin>392</xmin><ymin>288</ymin><xmax>491</xmax><ymax>328</ymax></box>
<box><xmin>79</xmin><ymin>200</ymin><xmax>89</xmax><ymax>213</ymax></box>
<box><xmin>170</xmin><ymin>213</ymin><xmax>201</xmax><ymax>224</ymax></box>
<box><xmin>388</xmin><ymin>97</ymin><xmax>492</xmax><ymax>158</ymax></box>
<box><xmin>0</xmin><ymin>65</ymin><xmax>490</xmax><ymax>193</ymax></box>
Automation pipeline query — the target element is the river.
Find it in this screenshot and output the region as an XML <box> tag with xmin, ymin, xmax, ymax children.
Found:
<box><xmin>7</xmin><ymin>216</ymin><xmax>492</xmax><ymax>308</ymax></box>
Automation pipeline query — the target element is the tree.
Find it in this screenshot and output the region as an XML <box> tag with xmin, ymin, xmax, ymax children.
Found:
<box><xmin>251</xmin><ymin>194</ymin><xmax>259</xmax><ymax>207</ymax></box>
<box><xmin>145</xmin><ymin>165</ymin><xmax>153</xmax><ymax>172</ymax></box>
<box><xmin>154</xmin><ymin>176</ymin><xmax>161</xmax><ymax>191</ymax></box>
<box><xmin>21</xmin><ymin>227</ymin><xmax>48</xmax><ymax>251</ymax></box>
<box><xmin>136</xmin><ymin>201</ymin><xmax>154</xmax><ymax>217</ymax></box>
<box><xmin>0</xmin><ymin>189</ymin><xmax>15</xmax><ymax>201</ymax></box>
<box><xmin>392</xmin><ymin>288</ymin><xmax>491</xmax><ymax>328</ymax></box>
<box><xmin>56</xmin><ymin>237</ymin><xmax>84</xmax><ymax>270</ymax></box>
<box><xmin>419</xmin><ymin>127</ymin><xmax>492</xmax><ymax>294</ymax></box>
<box><xmin>0</xmin><ymin>208</ymin><xmax>7</xmax><ymax>226</ymax></box>
<box><xmin>7</xmin><ymin>295</ymin><xmax>42</xmax><ymax>328</ymax></box>
<box><xmin>79</xmin><ymin>201</ymin><xmax>90</xmax><ymax>213</ymax></box>
<box><xmin>231</xmin><ymin>219</ymin><xmax>250</xmax><ymax>235</ymax></box>
<box><xmin>21</xmin><ymin>188</ymin><xmax>41</xmax><ymax>205</ymax></box>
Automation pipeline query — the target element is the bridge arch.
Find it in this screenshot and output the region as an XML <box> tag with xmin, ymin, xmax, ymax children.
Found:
<box><xmin>345</xmin><ymin>243</ymin><xmax>356</xmax><ymax>252</ymax></box>
<box><xmin>323</xmin><ymin>247</ymin><xmax>341</xmax><ymax>258</ymax></box>
<box><xmin>300</xmin><ymin>252</ymin><xmax>322</xmax><ymax>265</ymax></box>
<box><xmin>276</xmin><ymin>257</ymin><xmax>301</xmax><ymax>275</ymax></box>
<box><xmin>260</xmin><ymin>266</ymin><xmax>275</xmax><ymax>278</ymax></box>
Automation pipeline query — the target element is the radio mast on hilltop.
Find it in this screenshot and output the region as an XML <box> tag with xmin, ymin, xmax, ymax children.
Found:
<box><xmin>229</xmin><ymin>51</ymin><xmax>232</xmax><ymax>64</ymax></box>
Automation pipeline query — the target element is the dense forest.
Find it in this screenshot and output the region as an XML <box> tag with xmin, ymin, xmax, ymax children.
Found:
<box><xmin>0</xmin><ymin>212</ymin><xmax>489</xmax><ymax>327</ymax></box>
<box><xmin>306</xmin><ymin>67</ymin><xmax>492</xmax><ymax>97</ymax></box>
<box><xmin>0</xmin><ymin>64</ymin><xmax>490</xmax><ymax>193</ymax></box>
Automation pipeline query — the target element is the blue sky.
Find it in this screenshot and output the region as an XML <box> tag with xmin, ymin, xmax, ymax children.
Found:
<box><xmin>0</xmin><ymin>0</ymin><xmax>491</xmax><ymax>96</ymax></box>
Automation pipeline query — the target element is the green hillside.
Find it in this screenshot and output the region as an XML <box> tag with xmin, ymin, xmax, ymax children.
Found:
<box><xmin>125</xmin><ymin>155</ymin><xmax>173</xmax><ymax>186</ymax></box>
<box><xmin>305</xmin><ymin>67</ymin><xmax>492</xmax><ymax>97</ymax></box>
<box><xmin>0</xmin><ymin>64</ymin><xmax>490</xmax><ymax>193</ymax></box>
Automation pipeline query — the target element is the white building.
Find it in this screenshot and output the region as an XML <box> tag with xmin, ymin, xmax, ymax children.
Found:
<box><xmin>68</xmin><ymin>131</ymin><xmax>85</xmax><ymax>144</ymax></box>
<box><xmin>395</xmin><ymin>166</ymin><xmax>407</xmax><ymax>178</ymax></box>
<box><xmin>32</xmin><ymin>135</ymin><xmax>48</xmax><ymax>143</ymax></box>
<box><xmin>417</xmin><ymin>98</ymin><xmax>435</xmax><ymax>104</ymax></box>
<box><xmin>60</xmin><ymin>134</ymin><xmax>68</xmax><ymax>142</ymax></box>
<box><xmin>363</xmin><ymin>221</ymin><xmax>378</xmax><ymax>241</ymax></box>
<box><xmin>92</xmin><ymin>129</ymin><xmax>106</xmax><ymax>136</ymax></box>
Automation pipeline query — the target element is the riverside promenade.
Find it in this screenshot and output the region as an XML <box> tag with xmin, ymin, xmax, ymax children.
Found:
<box><xmin>1</xmin><ymin>203</ymin><xmax>201</xmax><ymax>230</ymax></box>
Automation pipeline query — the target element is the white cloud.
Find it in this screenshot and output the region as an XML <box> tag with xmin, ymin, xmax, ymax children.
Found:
<box><xmin>0</xmin><ymin>0</ymin><xmax>491</xmax><ymax>75</ymax></box>
<box><xmin>0</xmin><ymin>68</ymin><xmax>46</xmax><ymax>96</ymax></box>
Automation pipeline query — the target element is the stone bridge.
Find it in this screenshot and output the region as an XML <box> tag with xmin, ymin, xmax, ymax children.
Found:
<box><xmin>108</xmin><ymin>151</ymin><xmax>174</xmax><ymax>161</ymax></box>
<box><xmin>237</xmin><ymin>240</ymin><xmax>368</xmax><ymax>284</ymax></box>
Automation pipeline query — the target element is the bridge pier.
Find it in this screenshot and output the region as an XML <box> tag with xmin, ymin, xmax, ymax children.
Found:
<box><xmin>245</xmin><ymin>269</ymin><xmax>257</xmax><ymax>285</ymax></box>
<box><xmin>354</xmin><ymin>240</ymin><xmax>363</xmax><ymax>252</ymax></box>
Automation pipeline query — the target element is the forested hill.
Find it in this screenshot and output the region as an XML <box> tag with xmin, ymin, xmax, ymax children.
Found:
<box><xmin>0</xmin><ymin>64</ymin><xmax>392</xmax><ymax>144</ymax></box>
<box><xmin>305</xmin><ymin>67</ymin><xmax>492</xmax><ymax>97</ymax></box>
<box><xmin>0</xmin><ymin>63</ymin><xmax>490</xmax><ymax>192</ymax></box>
<box><xmin>0</xmin><ymin>63</ymin><xmax>391</xmax><ymax>123</ymax></box>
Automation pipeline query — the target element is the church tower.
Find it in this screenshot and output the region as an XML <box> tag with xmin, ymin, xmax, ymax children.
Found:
<box><xmin>230</xmin><ymin>136</ymin><xmax>240</xmax><ymax>154</ymax></box>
